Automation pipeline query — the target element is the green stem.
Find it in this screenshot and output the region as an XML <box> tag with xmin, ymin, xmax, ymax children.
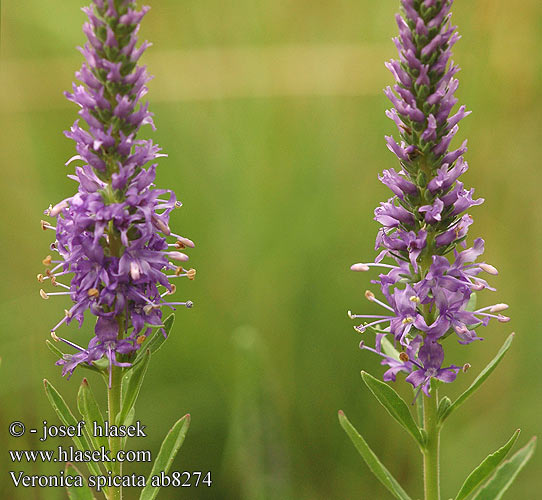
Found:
<box><xmin>107</xmin><ymin>364</ymin><xmax>123</xmax><ymax>500</ymax></box>
<box><xmin>423</xmin><ymin>385</ymin><xmax>440</xmax><ymax>500</ymax></box>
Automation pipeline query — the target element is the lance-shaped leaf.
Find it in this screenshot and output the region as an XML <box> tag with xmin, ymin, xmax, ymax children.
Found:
<box><xmin>43</xmin><ymin>380</ymin><xmax>103</xmax><ymax>478</ymax></box>
<box><xmin>338</xmin><ymin>410</ymin><xmax>412</xmax><ymax>500</ymax></box>
<box><xmin>440</xmin><ymin>333</ymin><xmax>514</xmax><ymax>424</ymax></box>
<box><xmin>361</xmin><ymin>371</ymin><xmax>424</xmax><ymax>447</ymax></box>
<box><xmin>454</xmin><ymin>429</ymin><xmax>520</xmax><ymax>500</ymax></box>
<box><xmin>116</xmin><ymin>349</ymin><xmax>150</xmax><ymax>426</ymax></box>
<box><xmin>471</xmin><ymin>437</ymin><xmax>536</xmax><ymax>500</ymax></box>
<box><xmin>77</xmin><ymin>378</ymin><xmax>110</xmax><ymax>468</ymax></box>
<box><xmin>133</xmin><ymin>314</ymin><xmax>175</xmax><ymax>365</ymax></box>
<box><xmin>65</xmin><ymin>463</ymin><xmax>95</xmax><ymax>500</ymax></box>
<box><xmin>139</xmin><ymin>414</ymin><xmax>191</xmax><ymax>500</ymax></box>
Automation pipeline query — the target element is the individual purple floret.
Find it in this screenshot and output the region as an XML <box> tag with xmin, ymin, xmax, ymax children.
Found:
<box><xmin>38</xmin><ymin>0</ymin><xmax>195</xmax><ymax>384</ymax></box>
<box><xmin>348</xmin><ymin>0</ymin><xmax>509</xmax><ymax>396</ymax></box>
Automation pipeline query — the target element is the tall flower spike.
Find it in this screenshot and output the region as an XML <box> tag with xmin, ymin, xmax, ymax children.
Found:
<box><xmin>348</xmin><ymin>0</ymin><xmax>507</xmax><ymax>396</ymax></box>
<box><xmin>39</xmin><ymin>0</ymin><xmax>195</xmax><ymax>382</ymax></box>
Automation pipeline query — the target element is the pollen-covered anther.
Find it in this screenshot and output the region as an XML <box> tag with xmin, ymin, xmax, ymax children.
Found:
<box><xmin>87</xmin><ymin>288</ymin><xmax>99</xmax><ymax>299</ymax></box>
<box><xmin>51</xmin><ymin>332</ymin><xmax>60</xmax><ymax>342</ymax></box>
<box><xmin>51</xmin><ymin>277</ymin><xmax>58</xmax><ymax>286</ymax></box>
<box><xmin>347</xmin><ymin>310</ymin><xmax>354</xmax><ymax>319</ymax></box>
<box><xmin>490</xmin><ymin>303</ymin><xmax>509</xmax><ymax>313</ymax></box>
<box><xmin>37</xmin><ymin>273</ymin><xmax>44</xmax><ymax>283</ymax></box>
<box><xmin>64</xmin><ymin>309</ymin><xmax>72</xmax><ymax>318</ymax></box>
<box><xmin>402</xmin><ymin>316</ymin><xmax>414</xmax><ymax>325</ymax></box>
<box><xmin>187</xmin><ymin>268</ymin><xmax>196</xmax><ymax>280</ymax></box>
<box><xmin>409</xmin><ymin>296</ymin><xmax>420</xmax><ymax>303</ymax></box>
<box><xmin>480</xmin><ymin>263</ymin><xmax>499</xmax><ymax>275</ymax></box>
<box><xmin>399</xmin><ymin>352</ymin><xmax>409</xmax><ymax>362</ymax></box>
<box><xmin>168</xmin><ymin>284</ymin><xmax>177</xmax><ymax>294</ymax></box>
<box><xmin>40</xmin><ymin>220</ymin><xmax>52</xmax><ymax>231</ymax></box>
<box><xmin>42</xmin><ymin>255</ymin><xmax>53</xmax><ymax>266</ymax></box>
<box><xmin>175</xmin><ymin>266</ymin><xmax>184</xmax><ymax>276</ymax></box>
<box><xmin>497</xmin><ymin>314</ymin><xmax>510</xmax><ymax>323</ymax></box>
<box><xmin>365</xmin><ymin>290</ymin><xmax>375</xmax><ymax>301</ymax></box>
<box><xmin>354</xmin><ymin>325</ymin><xmax>365</xmax><ymax>334</ymax></box>
<box><xmin>462</xmin><ymin>363</ymin><xmax>471</xmax><ymax>373</ymax></box>
<box><xmin>136</xmin><ymin>335</ymin><xmax>146</xmax><ymax>345</ymax></box>
<box><xmin>351</xmin><ymin>263</ymin><xmax>370</xmax><ymax>272</ymax></box>
<box><xmin>40</xmin><ymin>289</ymin><xmax>49</xmax><ymax>300</ymax></box>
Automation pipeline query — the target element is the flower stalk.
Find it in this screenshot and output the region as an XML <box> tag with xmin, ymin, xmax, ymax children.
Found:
<box><xmin>39</xmin><ymin>1</ymin><xmax>194</xmax><ymax>497</ymax></box>
<box><xmin>423</xmin><ymin>384</ymin><xmax>440</xmax><ymax>500</ymax></box>
<box><xmin>340</xmin><ymin>1</ymin><xmax>536</xmax><ymax>499</ymax></box>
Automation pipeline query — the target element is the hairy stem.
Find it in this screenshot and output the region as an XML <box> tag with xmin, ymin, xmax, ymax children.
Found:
<box><xmin>107</xmin><ymin>364</ymin><xmax>123</xmax><ymax>500</ymax></box>
<box><xmin>423</xmin><ymin>385</ymin><xmax>440</xmax><ymax>500</ymax></box>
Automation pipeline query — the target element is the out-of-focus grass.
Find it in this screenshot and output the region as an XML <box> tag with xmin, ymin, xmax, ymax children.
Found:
<box><xmin>1</xmin><ymin>1</ymin><xmax>541</xmax><ymax>499</ymax></box>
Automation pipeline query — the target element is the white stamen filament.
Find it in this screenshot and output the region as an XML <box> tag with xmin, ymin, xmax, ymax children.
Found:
<box><xmin>42</xmin><ymin>290</ymin><xmax>71</xmax><ymax>297</ymax></box>
<box><xmin>475</xmin><ymin>303</ymin><xmax>509</xmax><ymax>314</ymax></box>
<box><xmin>65</xmin><ymin>155</ymin><xmax>83</xmax><ymax>166</ymax></box>
<box><xmin>364</xmin><ymin>291</ymin><xmax>395</xmax><ymax>312</ymax></box>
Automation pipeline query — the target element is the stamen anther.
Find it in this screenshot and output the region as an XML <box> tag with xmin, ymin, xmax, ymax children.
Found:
<box><xmin>351</xmin><ymin>263</ymin><xmax>370</xmax><ymax>272</ymax></box>
<box><xmin>480</xmin><ymin>263</ymin><xmax>498</xmax><ymax>275</ymax></box>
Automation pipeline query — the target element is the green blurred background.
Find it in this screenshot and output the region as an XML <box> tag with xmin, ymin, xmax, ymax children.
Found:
<box><xmin>1</xmin><ymin>0</ymin><xmax>541</xmax><ymax>498</ymax></box>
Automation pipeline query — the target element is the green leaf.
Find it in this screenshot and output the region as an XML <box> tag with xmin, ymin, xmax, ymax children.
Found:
<box><xmin>471</xmin><ymin>437</ymin><xmax>537</xmax><ymax>500</ymax></box>
<box><xmin>381</xmin><ymin>336</ymin><xmax>400</xmax><ymax>360</ymax></box>
<box><xmin>440</xmin><ymin>333</ymin><xmax>514</xmax><ymax>423</ymax></box>
<box><xmin>361</xmin><ymin>371</ymin><xmax>424</xmax><ymax>447</ymax></box>
<box><xmin>77</xmin><ymin>379</ymin><xmax>110</xmax><ymax>469</ymax></box>
<box><xmin>65</xmin><ymin>463</ymin><xmax>95</xmax><ymax>500</ymax></box>
<box><xmin>455</xmin><ymin>429</ymin><xmax>520</xmax><ymax>500</ymax></box>
<box><xmin>43</xmin><ymin>380</ymin><xmax>103</xmax><ymax>478</ymax></box>
<box><xmin>134</xmin><ymin>314</ymin><xmax>175</xmax><ymax>365</ymax></box>
<box><xmin>121</xmin><ymin>407</ymin><xmax>136</xmax><ymax>449</ymax></box>
<box><xmin>338</xmin><ymin>410</ymin><xmax>412</xmax><ymax>500</ymax></box>
<box><xmin>466</xmin><ymin>292</ymin><xmax>477</xmax><ymax>312</ymax></box>
<box><xmin>46</xmin><ymin>339</ymin><xmax>65</xmax><ymax>359</ymax></box>
<box><xmin>116</xmin><ymin>349</ymin><xmax>150</xmax><ymax>426</ymax></box>
<box><xmin>139</xmin><ymin>414</ymin><xmax>191</xmax><ymax>500</ymax></box>
<box><xmin>437</xmin><ymin>396</ymin><xmax>452</xmax><ymax>422</ymax></box>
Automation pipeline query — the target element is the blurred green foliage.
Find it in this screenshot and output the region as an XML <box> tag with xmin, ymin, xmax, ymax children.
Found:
<box><xmin>1</xmin><ymin>0</ymin><xmax>541</xmax><ymax>499</ymax></box>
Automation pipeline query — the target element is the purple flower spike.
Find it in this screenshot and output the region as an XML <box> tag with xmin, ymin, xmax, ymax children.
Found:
<box><xmin>348</xmin><ymin>1</ymin><xmax>508</xmax><ymax>394</ymax></box>
<box><xmin>39</xmin><ymin>0</ymin><xmax>195</xmax><ymax>379</ymax></box>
